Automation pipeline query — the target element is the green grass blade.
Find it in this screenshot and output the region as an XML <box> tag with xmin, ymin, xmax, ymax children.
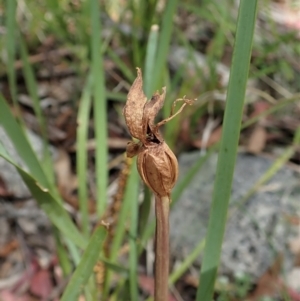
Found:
<box><xmin>169</xmin><ymin>239</ymin><xmax>205</xmax><ymax>285</ymax></box>
<box><xmin>76</xmin><ymin>73</ymin><xmax>93</xmax><ymax>237</ymax></box>
<box><xmin>128</xmin><ymin>165</ymin><xmax>140</xmax><ymax>300</ymax></box>
<box><xmin>103</xmin><ymin>159</ymin><xmax>139</xmax><ymax>296</ymax></box>
<box><xmin>105</xmin><ymin>91</ymin><xmax>127</xmax><ymax>102</ymax></box>
<box><xmin>60</xmin><ymin>226</ymin><xmax>107</xmax><ymax>301</ymax></box>
<box><xmin>237</xmin><ymin>125</ymin><xmax>300</xmax><ymax>208</ymax></box>
<box><xmin>241</xmin><ymin>93</ymin><xmax>300</xmax><ymax>129</ymax></box>
<box><xmin>172</xmin><ymin>145</ymin><xmax>218</xmax><ymax>204</ymax></box>
<box><xmin>19</xmin><ymin>36</ymin><xmax>56</xmax><ymax>192</ymax></box>
<box><xmin>0</xmin><ymin>142</ymin><xmax>87</xmax><ymax>248</ymax></box>
<box><xmin>0</xmin><ymin>94</ymin><xmax>49</xmax><ymax>189</ymax></box>
<box><xmin>138</xmin><ymin>187</ymin><xmax>152</xmax><ymax>240</ymax></box>
<box><xmin>144</xmin><ymin>24</ymin><xmax>159</xmax><ymax>97</ymax></box>
<box><xmin>54</xmin><ymin>230</ymin><xmax>72</xmax><ymax>276</ymax></box>
<box><xmin>5</xmin><ymin>0</ymin><xmax>17</xmax><ymax>106</ymax></box>
<box><xmin>107</xmin><ymin>47</ymin><xmax>135</xmax><ymax>82</ymax></box>
<box><xmin>152</xmin><ymin>0</ymin><xmax>179</xmax><ymax>89</ymax></box>
<box><xmin>196</xmin><ymin>1</ymin><xmax>258</xmax><ymax>300</ymax></box>
<box><xmin>90</xmin><ymin>0</ymin><xmax>108</xmax><ymax>217</ymax></box>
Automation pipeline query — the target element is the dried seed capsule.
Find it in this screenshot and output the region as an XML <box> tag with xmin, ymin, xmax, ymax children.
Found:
<box><xmin>137</xmin><ymin>142</ymin><xmax>178</xmax><ymax>197</ymax></box>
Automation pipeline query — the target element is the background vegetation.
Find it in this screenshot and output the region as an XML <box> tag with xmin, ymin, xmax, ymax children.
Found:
<box><xmin>0</xmin><ymin>0</ymin><xmax>299</xmax><ymax>300</ymax></box>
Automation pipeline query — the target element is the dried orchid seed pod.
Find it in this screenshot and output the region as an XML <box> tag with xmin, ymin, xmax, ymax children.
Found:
<box><xmin>137</xmin><ymin>142</ymin><xmax>178</xmax><ymax>198</ymax></box>
<box><xmin>123</xmin><ymin>68</ymin><xmax>194</xmax><ymax>197</ymax></box>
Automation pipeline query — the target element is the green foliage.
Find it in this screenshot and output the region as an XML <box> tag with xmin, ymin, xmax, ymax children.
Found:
<box><xmin>1</xmin><ymin>0</ymin><xmax>299</xmax><ymax>300</ymax></box>
<box><xmin>60</xmin><ymin>226</ymin><xmax>107</xmax><ymax>301</ymax></box>
<box><xmin>196</xmin><ymin>1</ymin><xmax>258</xmax><ymax>299</ymax></box>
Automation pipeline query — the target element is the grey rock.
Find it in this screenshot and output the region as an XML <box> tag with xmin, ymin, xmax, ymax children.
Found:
<box><xmin>170</xmin><ymin>151</ymin><xmax>300</xmax><ymax>279</ymax></box>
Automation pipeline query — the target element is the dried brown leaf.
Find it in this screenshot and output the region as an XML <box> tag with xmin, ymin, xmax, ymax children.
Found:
<box><xmin>142</xmin><ymin>88</ymin><xmax>166</xmax><ymax>142</ymax></box>
<box><xmin>126</xmin><ymin>141</ymin><xmax>142</xmax><ymax>158</ymax></box>
<box><xmin>247</xmin><ymin>125</ymin><xmax>267</xmax><ymax>154</ymax></box>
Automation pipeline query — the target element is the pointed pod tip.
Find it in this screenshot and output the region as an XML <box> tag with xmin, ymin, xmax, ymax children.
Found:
<box><xmin>136</xmin><ymin>67</ymin><xmax>142</xmax><ymax>77</ymax></box>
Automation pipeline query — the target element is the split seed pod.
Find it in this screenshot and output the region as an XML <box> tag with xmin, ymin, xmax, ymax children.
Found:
<box><xmin>123</xmin><ymin>68</ymin><xmax>194</xmax><ymax>197</ymax></box>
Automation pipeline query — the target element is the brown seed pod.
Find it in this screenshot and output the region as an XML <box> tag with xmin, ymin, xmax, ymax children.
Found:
<box><xmin>137</xmin><ymin>142</ymin><xmax>178</xmax><ymax>197</ymax></box>
<box><xmin>123</xmin><ymin>68</ymin><xmax>194</xmax><ymax>198</ymax></box>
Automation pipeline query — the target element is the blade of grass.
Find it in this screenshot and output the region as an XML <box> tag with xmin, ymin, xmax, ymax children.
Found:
<box><xmin>76</xmin><ymin>73</ymin><xmax>93</xmax><ymax>237</ymax></box>
<box><xmin>235</xmin><ymin>126</ymin><xmax>300</xmax><ymax>210</ymax></box>
<box><xmin>152</xmin><ymin>0</ymin><xmax>179</xmax><ymax>90</ymax></box>
<box><xmin>0</xmin><ymin>142</ymin><xmax>87</xmax><ymax>248</ymax></box>
<box><xmin>19</xmin><ymin>36</ymin><xmax>57</xmax><ymax>194</ymax></box>
<box><xmin>5</xmin><ymin>0</ymin><xmax>18</xmax><ymax>108</ymax></box>
<box><xmin>0</xmin><ymin>94</ymin><xmax>50</xmax><ymax>189</ymax></box>
<box><xmin>128</xmin><ymin>164</ymin><xmax>140</xmax><ymax>300</ymax></box>
<box><xmin>107</xmin><ymin>47</ymin><xmax>135</xmax><ymax>82</ymax></box>
<box><xmin>242</xmin><ymin>93</ymin><xmax>300</xmax><ymax>129</ymax></box>
<box><xmin>130</xmin><ymin>0</ymin><xmax>142</xmax><ymax>67</ymax></box>
<box><xmin>196</xmin><ymin>1</ymin><xmax>258</xmax><ymax>300</ymax></box>
<box><xmin>90</xmin><ymin>0</ymin><xmax>108</xmax><ymax>217</ymax></box>
<box><xmin>60</xmin><ymin>226</ymin><xmax>107</xmax><ymax>301</ymax></box>
<box><xmin>103</xmin><ymin>158</ymin><xmax>139</xmax><ymax>297</ymax></box>
<box><xmin>144</xmin><ymin>24</ymin><xmax>159</xmax><ymax>97</ymax></box>
<box><xmin>106</xmin><ymin>91</ymin><xmax>127</xmax><ymax>102</ymax></box>
<box><xmin>169</xmin><ymin>240</ymin><xmax>205</xmax><ymax>285</ymax></box>
<box><xmin>54</xmin><ymin>230</ymin><xmax>72</xmax><ymax>276</ymax></box>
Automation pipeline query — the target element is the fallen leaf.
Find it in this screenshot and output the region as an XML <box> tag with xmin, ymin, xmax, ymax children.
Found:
<box><xmin>0</xmin><ymin>176</ymin><xmax>13</xmax><ymax>197</ymax></box>
<box><xmin>0</xmin><ymin>240</ymin><xmax>19</xmax><ymax>258</ymax></box>
<box><xmin>248</xmin><ymin>255</ymin><xmax>282</xmax><ymax>301</ymax></box>
<box><xmin>29</xmin><ymin>269</ymin><xmax>53</xmax><ymax>299</ymax></box>
<box><xmin>247</xmin><ymin>125</ymin><xmax>267</xmax><ymax>154</ymax></box>
<box><xmin>54</xmin><ymin>148</ymin><xmax>77</xmax><ymax>195</ymax></box>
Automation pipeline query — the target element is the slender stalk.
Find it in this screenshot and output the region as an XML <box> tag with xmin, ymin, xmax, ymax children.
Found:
<box><xmin>154</xmin><ymin>195</ymin><xmax>170</xmax><ymax>301</ymax></box>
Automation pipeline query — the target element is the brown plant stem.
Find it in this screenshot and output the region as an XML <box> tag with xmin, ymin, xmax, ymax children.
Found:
<box><xmin>154</xmin><ymin>195</ymin><xmax>170</xmax><ymax>301</ymax></box>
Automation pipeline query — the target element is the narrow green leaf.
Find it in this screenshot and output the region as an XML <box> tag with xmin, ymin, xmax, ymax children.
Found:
<box><xmin>0</xmin><ymin>143</ymin><xmax>87</xmax><ymax>248</ymax></box>
<box><xmin>54</xmin><ymin>230</ymin><xmax>72</xmax><ymax>276</ymax></box>
<box><xmin>169</xmin><ymin>239</ymin><xmax>205</xmax><ymax>285</ymax></box>
<box><xmin>128</xmin><ymin>166</ymin><xmax>140</xmax><ymax>300</ymax></box>
<box><xmin>196</xmin><ymin>1</ymin><xmax>258</xmax><ymax>300</ymax></box>
<box><xmin>77</xmin><ymin>74</ymin><xmax>93</xmax><ymax>237</ymax></box>
<box><xmin>5</xmin><ymin>0</ymin><xmax>17</xmax><ymax>106</ymax></box>
<box><xmin>152</xmin><ymin>0</ymin><xmax>179</xmax><ymax>89</ymax></box>
<box><xmin>107</xmin><ymin>47</ymin><xmax>135</xmax><ymax>82</ymax></box>
<box><xmin>103</xmin><ymin>159</ymin><xmax>139</xmax><ymax>296</ymax></box>
<box><xmin>19</xmin><ymin>36</ymin><xmax>56</xmax><ymax>193</ymax></box>
<box><xmin>60</xmin><ymin>226</ymin><xmax>107</xmax><ymax>301</ymax></box>
<box><xmin>144</xmin><ymin>24</ymin><xmax>159</xmax><ymax>97</ymax></box>
<box><xmin>0</xmin><ymin>94</ymin><xmax>50</xmax><ymax>189</ymax></box>
<box><xmin>90</xmin><ymin>0</ymin><xmax>108</xmax><ymax>217</ymax></box>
